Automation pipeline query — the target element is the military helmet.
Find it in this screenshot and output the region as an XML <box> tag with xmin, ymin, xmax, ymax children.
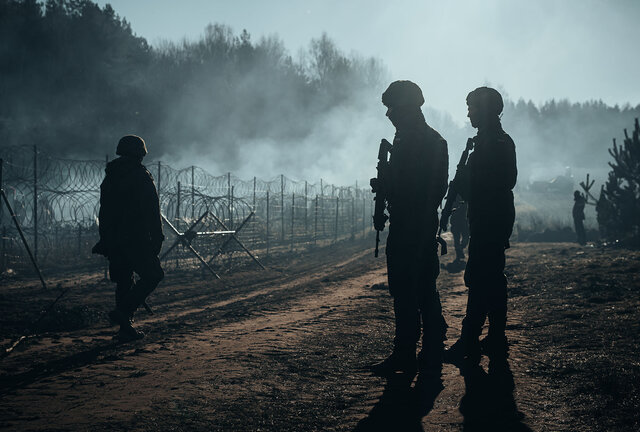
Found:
<box><xmin>116</xmin><ymin>135</ymin><xmax>147</xmax><ymax>158</ymax></box>
<box><xmin>382</xmin><ymin>80</ymin><xmax>424</xmax><ymax>108</ymax></box>
<box><xmin>466</xmin><ymin>87</ymin><xmax>504</xmax><ymax>115</ymax></box>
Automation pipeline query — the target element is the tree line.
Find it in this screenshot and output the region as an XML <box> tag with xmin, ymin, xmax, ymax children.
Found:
<box><xmin>0</xmin><ymin>0</ymin><xmax>385</xmax><ymax>162</ymax></box>
<box><xmin>1</xmin><ymin>0</ymin><xmax>638</xmax><ymax>187</ymax></box>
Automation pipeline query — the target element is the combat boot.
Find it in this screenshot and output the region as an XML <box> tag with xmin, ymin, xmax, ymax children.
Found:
<box><xmin>117</xmin><ymin>323</ymin><xmax>145</xmax><ymax>342</ymax></box>
<box><xmin>371</xmin><ymin>348</ymin><xmax>417</xmax><ymax>377</ymax></box>
<box><xmin>444</xmin><ymin>317</ymin><xmax>482</xmax><ymax>368</ymax></box>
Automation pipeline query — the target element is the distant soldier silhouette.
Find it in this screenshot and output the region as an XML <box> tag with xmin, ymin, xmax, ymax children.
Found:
<box><xmin>371</xmin><ymin>81</ymin><xmax>449</xmax><ymax>385</ymax></box>
<box><xmin>450</xmin><ymin>197</ymin><xmax>469</xmax><ymax>262</ymax></box>
<box><xmin>93</xmin><ymin>135</ymin><xmax>165</xmax><ymax>341</ymax></box>
<box><xmin>595</xmin><ymin>186</ymin><xmax>613</xmax><ymax>240</ymax></box>
<box><xmin>573</xmin><ymin>190</ymin><xmax>587</xmax><ymax>245</ymax></box>
<box><xmin>445</xmin><ymin>87</ymin><xmax>517</xmax><ymax>369</ymax></box>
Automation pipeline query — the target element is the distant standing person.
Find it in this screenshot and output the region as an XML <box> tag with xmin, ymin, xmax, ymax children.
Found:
<box><xmin>371</xmin><ymin>81</ymin><xmax>449</xmax><ymax>386</ymax></box>
<box><xmin>93</xmin><ymin>135</ymin><xmax>165</xmax><ymax>341</ymax></box>
<box><xmin>573</xmin><ymin>190</ymin><xmax>587</xmax><ymax>245</ymax></box>
<box><xmin>445</xmin><ymin>87</ymin><xmax>517</xmax><ymax>370</ymax></box>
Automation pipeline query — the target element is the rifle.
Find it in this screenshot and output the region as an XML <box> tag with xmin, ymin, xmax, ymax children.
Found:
<box><xmin>370</xmin><ymin>138</ymin><xmax>392</xmax><ymax>257</ymax></box>
<box><xmin>439</xmin><ymin>137</ymin><xmax>474</xmax><ymax>233</ymax></box>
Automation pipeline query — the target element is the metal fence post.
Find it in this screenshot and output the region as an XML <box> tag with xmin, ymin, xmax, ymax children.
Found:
<box><xmin>230</xmin><ymin>185</ymin><xmax>235</xmax><ymax>229</ymax></box>
<box><xmin>314</xmin><ymin>194</ymin><xmax>318</xmax><ymax>246</ymax></box>
<box><xmin>227</xmin><ymin>172</ymin><xmax>231</xmax><ymax>227</ymax></box>
<box><xmin>176</xmin><ymin>181</ymin><xmax>181</xmax><ymax>230</ymax></box>
<box><xmin>321</xmin><ymin>192</ymin><xmax>325</xmax><ymax>237</ymax></box>
<box><xmin>304</xmin><ymin>181</ymin><xmax>308</xmax><ymax>236</ymax></box>
<box><xmin>280</xmin><ymin>174</ymin><xmax>284</xmax><ymax>242</ymax></box>
<box><xmin>33</xmin><ymin>144</ymin><xmax>38</xmax><ymax>261</ymax></box>
<box><xmin>351</xmin><ymin>191</ymin><xmax>355</xmax><ymax>240</ymax></box>
<box><xmin>291</xmin><ymin>193</ymin><xmax>295</xmax><ymax>250</ymax></box>
<box><xmin>334</xmin><ymin>196</ymin><xmax>339</xmax><ymax>243</ymax></box>
<box><xmin>362</xmin><ymin>193</ymin><xmax>366</xmax><ymax>238</ymax></box>
<box><xmin>253</xmin><ymin>176</ymin><xmax>256</xmax><ymax>210</ymax></box>
<box><xmin>191</xmin><ymin>165</ymin><xmax>195</xmax><ymax>220</ymax></box>
<box><xmin>266</xmin><ymin>191</ymin><xmax>270</xmax><ymax>257</ymax></box>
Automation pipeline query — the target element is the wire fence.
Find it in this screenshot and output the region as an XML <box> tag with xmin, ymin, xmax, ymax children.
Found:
<box><xmin>0</xmin><ymin>146</ymin><xmax>374</xmax><ymax>276</ymax></box>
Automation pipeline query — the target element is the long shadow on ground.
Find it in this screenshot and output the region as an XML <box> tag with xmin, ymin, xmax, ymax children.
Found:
<box><xmin>0</xmin><ymin>340</ymin><xmax>120</xmax><ymax>396</ymax></box>
<box><xmin>459</xmin><ymin>360</ymin><xmax>533</xmax><ymax>432</ymax></box>
<box><xmin>353</xmin><ymin>372</ymin><xmax>444</xmax><ymax>432</ymax></box>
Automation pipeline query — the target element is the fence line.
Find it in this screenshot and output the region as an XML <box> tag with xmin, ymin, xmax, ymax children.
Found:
<box><xmin>0</xmin><ymin>146</ymin><xmax>374</xmax><ymax>274</ymax></box>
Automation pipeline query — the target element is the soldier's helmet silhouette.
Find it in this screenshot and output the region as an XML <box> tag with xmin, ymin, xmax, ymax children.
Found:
<box><xmin>116</xmin><ymin>135</ymin><xmax>148</xmax><ymax>158</ymax></box>
<box><xmin>382</xmin><ymin>80</ymin><xmax>424</xmax><ymax>108</ymax></box>
<box><xmin>466</xmin><ymin>86</ymin><xmax>504</xmax><ymax>115</ymax></box>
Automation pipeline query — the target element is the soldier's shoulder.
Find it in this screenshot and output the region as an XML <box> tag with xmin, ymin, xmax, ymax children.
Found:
<box><xmin>498</xmin><ymin>130</ymin><xmax>515</xmax><ymax>147</ymax></box>
<box><xmin>132</xmin><ymin>164</ymin><xmax>155</xmax><ymax>183</ymax></box>
<box><xmin>423</xmin><ymin>124</ymin><xmax>447</xmax><ymax>147</ymax></box>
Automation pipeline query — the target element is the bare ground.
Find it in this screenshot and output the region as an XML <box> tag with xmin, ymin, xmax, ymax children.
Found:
<box><xmin>1</xmin><ymin>237</ymin><xmax>639</xmax><ymax>431</ymax></box>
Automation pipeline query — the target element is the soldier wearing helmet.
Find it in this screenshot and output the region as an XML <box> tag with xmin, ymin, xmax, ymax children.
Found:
<box><xmin>93</xmin><ymin>135</ymin><xmax>165</xmax><ymax>341</ymax></box>
<box><xmin>372</xmin><ymin>80</ymin><xmax>449</xmax><ymax>390</ymax></box>
<box><xmin>445</xmin><ymin>87</ymin><xmax>517</xmax><ymax>371</ymax></box>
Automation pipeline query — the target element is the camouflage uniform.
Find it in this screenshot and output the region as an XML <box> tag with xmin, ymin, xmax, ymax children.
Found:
<box><xmin>378</xmin><ymin>81</ymin><xmax>449</xmax><ymax>375</ymax></box>
<box><xmin>94</xmin><ymin>135</ymin><xmax>164</xmax><ymax>339</ymax></box>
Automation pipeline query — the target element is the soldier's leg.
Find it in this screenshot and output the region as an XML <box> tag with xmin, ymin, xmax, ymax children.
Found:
<box><xmin>482</xmin><ymin>244</ymin><xmax>509</xmax><ymax>360</ymax></box>
<box><xmin>447</xmin><ymin>238</ymin><xmax>487</xmax><ymax>366</ymax></box>
<box><xmin>461</xmin><ymin>229</ymin><xmax>469</xmax><ymax>254</ymax></box>
<box><xmin>393</xmin><ymin>292</ymin><xmax>421</xmax><ymax>354</ymax></box>
<box><xmin>452</xmin><ymin>229</ymin><xmax>464</xmax><ymax>261</ymax></box>
<box><xmin>372</xmin><ymin>242</ymin><xmax>418</xmax><ymax>375</ymax></box>
<box><xmin>418</xmin><ymin>285</ymin><xmax>447</xmax><ymax>372</ymax></box>
<box><xmin>123</xmin><ymin>254</ymin><xmax>164</xmax><ymax>316</ymax></box>
<box><xmin>417</xmin><ymin>246</ymin><xmax>446</xmax><ymax>370</ymax></box>
<box><xmin>108</xmin><ymin>254</ymin><xmax>134</xmax><ymax>320</ymax></box>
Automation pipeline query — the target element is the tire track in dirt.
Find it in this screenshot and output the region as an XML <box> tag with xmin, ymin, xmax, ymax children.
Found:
<box><xmin>2</xmin><ymin>242</ymin><xmax>590</xmax><ymax>431</ymax></box>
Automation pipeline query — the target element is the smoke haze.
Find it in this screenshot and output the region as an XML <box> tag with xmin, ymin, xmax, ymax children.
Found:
<box><xmin>2</xmin><ymin>0</ymin><xmax>639</xmax><ymax>218</ymax></box>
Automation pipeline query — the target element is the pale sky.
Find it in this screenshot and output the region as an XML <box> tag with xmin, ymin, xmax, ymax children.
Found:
<box><xmin>96</xmin><ymin>0</ymin><xmax>640</xmax><ymax>124</ymax></box>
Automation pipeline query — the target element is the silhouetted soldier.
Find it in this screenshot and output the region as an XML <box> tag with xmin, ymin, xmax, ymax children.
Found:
<box><xmin>372</xmin><ymin>81</ymin><xmax>449</xmax><ymax>385</ymax></box>
<box><xmin>573</xmin><ymin>190</ymin><xmax>587</xmax><ymax>245</ymax></box>
<box><xmin>595</xmin><ymin>186</ymin><xmax>613</xmax><ymax>240</ymax></box>
<box><xmin>446</xmin><ymin>87</ymin><xmax>517</xmax><ymax>370</ymax></box>
<box><xmin>450</xmin><ymin>197</ymin><xmax>469</xmax><ymax>262</ymax></box>
<box><xmin>93</xmin><ymin>135</ymin><xmax>165</xmax><ymax>341</ymax></box>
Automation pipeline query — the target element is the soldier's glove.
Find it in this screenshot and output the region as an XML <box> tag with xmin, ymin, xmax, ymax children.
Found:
<box><xmin>373</xmin><ymin>212</ymin><xmax>388</xmax><ymax>232</ymax></box>
<box><xmin>370</xmin><ymin>177</ymin><xmax>379</xmax><ymax>193</ymax></box>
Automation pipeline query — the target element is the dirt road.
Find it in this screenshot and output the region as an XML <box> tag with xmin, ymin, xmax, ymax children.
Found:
<box><xmin>1</xmin><ymin>239</ymin><xmax>639</xmax><ymax>431</ymax></box>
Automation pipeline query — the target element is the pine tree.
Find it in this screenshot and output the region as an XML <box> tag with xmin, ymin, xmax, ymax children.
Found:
<box><xmin>598</xmin><ymin>118</ymin><xmax>640</xmax><ymax>244</ymax></box>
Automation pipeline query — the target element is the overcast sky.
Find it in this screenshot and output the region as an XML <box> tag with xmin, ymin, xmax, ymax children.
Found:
<box><xmin>96</xmin><ymin>0</ymin><xmax>640</xmax><ymax>124</ymax></box>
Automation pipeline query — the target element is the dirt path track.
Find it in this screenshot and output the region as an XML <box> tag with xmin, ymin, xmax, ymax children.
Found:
<box><xmin>1</xmin><ymin>240</ymin><xmax>639</xmax><ymax>431</ymax></box>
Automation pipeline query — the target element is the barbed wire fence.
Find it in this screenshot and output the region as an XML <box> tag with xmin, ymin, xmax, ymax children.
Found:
<box><xmin>0</xmin><ymin>146</ymin><xmax>375</xmax><ymax>277</ymax></box>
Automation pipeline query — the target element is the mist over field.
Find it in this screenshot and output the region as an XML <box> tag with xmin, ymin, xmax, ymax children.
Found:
<box><xmin>1</xmin><ymin>0</ymin><xmax>639</xmax><ymax>230</ymax></box>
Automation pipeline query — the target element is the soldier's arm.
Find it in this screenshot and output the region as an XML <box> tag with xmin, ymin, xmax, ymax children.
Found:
<box><xmin>140</xmin><ymin>172</ymin><xmax>165</xmax><ymax>248</ymax></box>
<box><xmin>435</xmin><ymin>138</ymin><xmax>449</xmax><ymax>204</ymax></box>
<box><xmin>483</xmin><ymin>136</ymin><xmax>517</xmax><ymax>192</ymax></box>
<box><xmin>98</xmin><ymin>176</ymin><xmax>113</xmax><ymax>242</ymax></box>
